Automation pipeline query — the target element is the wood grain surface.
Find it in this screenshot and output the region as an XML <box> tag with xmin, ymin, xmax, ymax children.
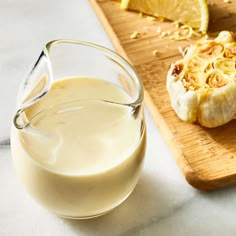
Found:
<box><xmin>90</xmin><ymin>0</ymin><xmax>236</xmax><ymax>191</ymax></box>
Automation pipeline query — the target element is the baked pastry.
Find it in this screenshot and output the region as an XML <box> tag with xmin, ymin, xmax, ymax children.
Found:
<box><xmin>166</xmin><ymin>31</ymin><xmax>236</xmax><ymax>127</ymax></box>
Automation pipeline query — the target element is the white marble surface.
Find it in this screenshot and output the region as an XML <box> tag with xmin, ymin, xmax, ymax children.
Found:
<box><xmin>1</xmin><ymin>1</ymin><xmax>236</xmax><ymax>235</ymax></box>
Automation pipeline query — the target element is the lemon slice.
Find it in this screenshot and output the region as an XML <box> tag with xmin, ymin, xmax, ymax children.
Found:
<box><xmin>121</xmin><ymin>0</ymin><xmax>209</xmax><ymax>33</ymax></box>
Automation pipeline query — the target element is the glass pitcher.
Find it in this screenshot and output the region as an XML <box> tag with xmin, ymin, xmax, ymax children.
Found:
<box><xmin>11</xmin><ymin>40</ymin><xmax>146</xmax><ymax>219</ymax></box>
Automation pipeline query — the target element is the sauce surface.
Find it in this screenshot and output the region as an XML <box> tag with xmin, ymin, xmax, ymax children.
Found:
<box><xmin>20</xmin><ymin>77</ymin><xmax>142</xmax><ymax>175</ymax></box>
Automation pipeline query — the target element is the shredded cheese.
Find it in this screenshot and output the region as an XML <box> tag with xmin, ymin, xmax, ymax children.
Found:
<box><xmin>130</xmin><ymin>31</ymin><xmax>140</xmax><ymax>39</ymax></box>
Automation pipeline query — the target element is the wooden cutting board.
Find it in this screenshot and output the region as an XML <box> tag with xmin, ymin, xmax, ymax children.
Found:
<box><xmin>90</xmin><ymin>0</ymin><xmax>236</xmax><ymax>191</ymax></box>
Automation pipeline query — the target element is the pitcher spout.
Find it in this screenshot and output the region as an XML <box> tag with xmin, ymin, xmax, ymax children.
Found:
<box><xmin>13</xmin><ymin>49</ymin><xmax>53</xmax><ymax>129</ymax></box>
<box><xmin>13</xmin><ymin>40</ymin><xmax>144</xmax><ymax>130</ymax></box>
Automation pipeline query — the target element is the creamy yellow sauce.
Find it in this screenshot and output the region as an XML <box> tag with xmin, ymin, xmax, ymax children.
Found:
<box><xmin>11</xmin><ymin>77</ymin><xmax>146</xmax><ymax>218</ymax></box>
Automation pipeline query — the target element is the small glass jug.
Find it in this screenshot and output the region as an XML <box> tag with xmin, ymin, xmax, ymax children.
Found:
<box><xmin>11</xmin><ymin>40</ymin><xmax>146</xmax><ymax>219</ymax></box>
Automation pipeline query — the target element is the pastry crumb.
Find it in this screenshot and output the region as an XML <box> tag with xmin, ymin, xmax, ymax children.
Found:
<box><xmin>152</xmin><ymin>49</ymin><xmax>159</xmax><ymax>56</ymax></box>
<box><xmin>146</xmin><ymin>16</ymin><xmax>156</xmax><ymax>22</ymax></box>
<box><xmin>160</xmin><ymin>32</ymin><xmax>167</xmax><ymax>38</ymax></box>
<box><xmin>130</xmin><ymin>31</ymin><xmax>140</xmax><ymax>39</ymax></box>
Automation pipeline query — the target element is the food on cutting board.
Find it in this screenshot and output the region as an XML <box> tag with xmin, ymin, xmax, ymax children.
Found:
<box><xmin>121</xmin><ymin>0</ymin><xmax>209</xmax><ymax>33</ymax></box>
<box><xmin>120</xmin><ymin>1</ymin><xmax>236</xmax><ymax>128</ymax></box>
<box><xmin>166</xmin><ymin>31</ymin><xmax>236</xmax><ymax>128</ymax></box>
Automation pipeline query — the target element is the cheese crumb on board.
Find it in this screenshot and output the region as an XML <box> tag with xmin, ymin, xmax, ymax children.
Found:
<box><xmin>130</xmin><ymin>31</ymin><xmax>140</xmax><ymax>39</ymax></box>
<box><xmin>152</xmin><ymin>49</ymin><xmax>159</xmax><ymax>56</ymax></box>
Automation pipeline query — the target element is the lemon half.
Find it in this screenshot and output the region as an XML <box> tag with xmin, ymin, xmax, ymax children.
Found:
<box><xmin>121</xmin><ymin>0</ymin><xmax>209</xmax><ymax>33</ymax></box>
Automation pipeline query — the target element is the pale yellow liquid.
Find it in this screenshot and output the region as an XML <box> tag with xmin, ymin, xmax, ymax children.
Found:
<box><xmin>11</xmin><ymin>77</ymin><xmax>146</xmax><ymax>218</ymax></box>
